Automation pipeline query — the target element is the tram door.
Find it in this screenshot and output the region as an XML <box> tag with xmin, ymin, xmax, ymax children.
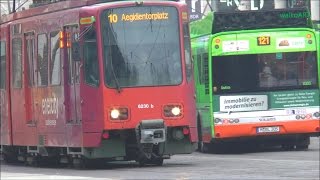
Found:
<box><xmin>24</xmin><ymin>32</ymin><xmax>37</xmax><ymax>127</ymax></box>
<box><xmin>23</xmin><ymin>31</ymin><xmax>38</xmax><ymax>145</ymax></box>
<box><xmin>0</xmin><ymin>28</ymin><xmax>11</xmax><ymax>145</ymax></box>
<box><xmin>64</xmin><ymin>25</ymin><xmax>82</xmax><ymax>147</ymax></box>
<box><xmin>10</xmin><ymin>25</ymin><xmax>37</xmax><ymax>145</ymax></box>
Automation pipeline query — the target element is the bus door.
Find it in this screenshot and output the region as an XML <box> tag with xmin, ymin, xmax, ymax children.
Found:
<box><xmin>63</xmin><ymin>25</ymin><xmax>82</xmax><ymax>147</ymax></box>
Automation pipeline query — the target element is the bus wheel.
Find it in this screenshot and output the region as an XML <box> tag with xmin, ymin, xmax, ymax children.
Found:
<box><xmin>295</xmin><ymin>136</ymin><xmax>310</xmax><ymax>151</ymax></box>
<box><xmin>72</xmin><ymin>158</ymin><xmax>86</xmax><ymax>169</ymax></box>
<box><xmin>152</xmin><ymin>158</ymin><xmax>164</xmax><ymax>166</ymax></box>
<box><xmin>296</xmin><ymin>145</ymin><xmax>309</xmax><ymax>150</ymax></box>
<box><xmin>281</xmin><ymin>144</ymin><xmax>295</xmax><ymax>151</ymax></box>
<box><xmin>199</xmin><ymin>142</ymin><xmax>211</xmax><ymax>153</ymax></box>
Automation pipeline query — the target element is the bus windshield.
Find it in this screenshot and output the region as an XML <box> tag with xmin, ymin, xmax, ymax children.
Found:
<box><xmin>101</xmin><ymin>6</ymin><xmax>182</xmax><ymax>88</ymax></box>
<box><xmin>213</xmin><ymin>51</ymin><xmax>318</xmax><ymax>94</ymax></box>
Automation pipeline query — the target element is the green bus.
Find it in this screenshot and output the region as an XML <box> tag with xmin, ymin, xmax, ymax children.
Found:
<box><xmin>191</xmin><ymin>8</ymin><xmax>320</xmax><ymax>152</ymax></box>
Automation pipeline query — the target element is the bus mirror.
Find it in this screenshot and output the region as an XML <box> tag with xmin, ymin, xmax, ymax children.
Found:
<box><xmin>72</xmin><ymin>42</ymin><xmax>81</xmax><ymax>61</ymax></box>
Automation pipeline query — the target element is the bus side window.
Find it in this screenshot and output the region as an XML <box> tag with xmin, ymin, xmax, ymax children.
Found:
<box><xmin>83</xmin><ymin>27</ymin><xmax>99</xmax><ymax>87</ymax></box>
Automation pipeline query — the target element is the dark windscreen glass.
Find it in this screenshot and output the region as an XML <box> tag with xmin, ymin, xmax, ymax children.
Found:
<box><xmin>101</xmin><ymin>6</ymin><xmax>182</xmax><ymax>88</ymax></box>
<box><xmin>213</xmin><ymin>51</ymin><xmax>318</xmax><ymax>94</ymax></box>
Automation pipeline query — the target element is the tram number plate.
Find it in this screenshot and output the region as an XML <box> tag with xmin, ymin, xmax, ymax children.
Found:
<box><xmin>257</xmin><ymin>126</ymin><xmax>280</xmax><ymax>133</ymax></box>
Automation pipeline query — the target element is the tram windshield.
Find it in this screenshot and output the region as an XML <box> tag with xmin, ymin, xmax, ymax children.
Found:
<box><xmin>101</xmin><ymin>6</ymin><xmax>182</xmax><ymax>88</ymax></box>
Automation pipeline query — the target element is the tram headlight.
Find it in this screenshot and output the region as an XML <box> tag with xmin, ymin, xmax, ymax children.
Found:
<box><xmin>163</xmin><ymin>104</ymin><xmax>183</xmax><ymax>118</ymax></box>
<box><xmin>171</xmin><ymin>107</ymin><xmax>181</xmax><ymax>116</ymax></box>
<box><xmin>110</xmin><ymin>109</ymin><xmax>120</xmax><ymax>119</ymax></box>
<box><xmin>110</xmin><ymin>107</ymin><xmax>129</xmax><ymax>120</ymax></box>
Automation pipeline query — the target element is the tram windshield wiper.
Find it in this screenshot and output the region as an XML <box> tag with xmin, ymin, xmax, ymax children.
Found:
<box><xmin>110</xmin><ymin>57</ymin><xmax>122</xmax><ymax>93</ymax></box>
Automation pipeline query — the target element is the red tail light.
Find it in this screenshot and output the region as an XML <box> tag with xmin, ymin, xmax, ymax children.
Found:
<box><xmin>183</xmin><ymin>127</ymin><xmax>190</xmax><ymax>135</ymax></box>
<box><xmin>102</xmin><ymin>131</ymin><xmax>109</xmax><ymax>139</ymax></box>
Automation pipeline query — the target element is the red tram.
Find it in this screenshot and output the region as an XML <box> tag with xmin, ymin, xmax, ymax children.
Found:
<box><xmin>0</xmin><ymin>0</ymin><xmax>197</xmax><ymax>167</ymax></box>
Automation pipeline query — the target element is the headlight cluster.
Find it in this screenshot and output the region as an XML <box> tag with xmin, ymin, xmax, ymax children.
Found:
<box><xmin>110</xmin><ymin>107</ymin><xmax>129</xmax><ymax>120</ymax></box>
<box><xmin>214</xmin><ymin>118</ymin><xmax>239</xmax><ymax>124</ymax></box>
<box><xmin>163</xmin><ymin>104</ymin><xmax>183</xmax><ymax>118</ymax></box>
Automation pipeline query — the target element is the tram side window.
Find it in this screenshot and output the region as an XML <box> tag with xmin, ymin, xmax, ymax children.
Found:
<box><xmin>0</xmin><ymin>41</ymin><xmax>5</xmax><ymax>89</ymax></box>
<box><xmin>83</xmin><ymin>27</ymin><xmax>99</xmax><ymax>86</ymax></box>
<box><xmin>12</xmin><ymin>38</ymin><xmax>22</xmax><ymax>88</ymax></box>
<box><xmin>50</xmin><ymin>31</ymin><xmax>61</xmax><ymax>85</ymax></box>
<box><xmin>25</xmin><ymin>33</ymin><xmax>35</xmax><ymax>86</ymax></box>
<box><xmin>183</xmin><ymin>23</ymin><xmax>192</xmax><ymax>82</ymax></box>
<box><xmin>37</xmin><ymin>34</ymin><xmax>48</xmax><ymax>86</ymax></box>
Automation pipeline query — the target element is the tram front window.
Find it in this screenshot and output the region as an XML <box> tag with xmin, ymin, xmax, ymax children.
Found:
<box><xmin>101</xmin><ymin>6</ymin><xmax>182</xmax><ymax>88</ymax></box>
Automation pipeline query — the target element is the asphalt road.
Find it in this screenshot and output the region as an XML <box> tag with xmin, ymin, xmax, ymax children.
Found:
<box><xmin>1</xmin><ymin>137</ymin><xmax>319</xmax><ymax>180</ymax></box>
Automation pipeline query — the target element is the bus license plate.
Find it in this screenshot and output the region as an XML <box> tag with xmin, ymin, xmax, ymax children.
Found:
<box><xmin>257</xmin><ymin>126</ymin><xmax>280</xmax><ymax>133</ymax></box>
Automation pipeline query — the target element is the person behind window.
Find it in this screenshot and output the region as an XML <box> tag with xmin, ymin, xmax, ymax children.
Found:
<box><xmin>259</xmin><ymin>62</ymin><xmax>278</xmax><ymax>87</ymax></box>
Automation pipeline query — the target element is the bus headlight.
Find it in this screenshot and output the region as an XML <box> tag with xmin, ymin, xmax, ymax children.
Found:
<box><xmin>110</xmin><ymin>107</ymin><xmax>129</xmax><ymax>120</ymax></box>
<box><xmin>163</xmin><ymin>104</ymin><xmax>183</xmax><ymax>118</ymax></box>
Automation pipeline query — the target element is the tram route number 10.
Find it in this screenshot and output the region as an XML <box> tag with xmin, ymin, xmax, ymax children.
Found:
<box><xmin>257</xmin><ymin>36</ymin><xmax>270</xmax><ymax>46</ymax></box>
<box><xmin>108</xmin><ymin>14</ymin><xmax>118</xmax><ymax>23</ymax></box>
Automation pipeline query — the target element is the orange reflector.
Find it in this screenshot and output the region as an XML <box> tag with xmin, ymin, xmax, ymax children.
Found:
<box><xmin>59</xmin><ymin>31</ymin><xmax>64</xmax><ymax>38</ymax></box>
<box><xmin>215</xmin><ymin>39</ymin><xmax>221</xmax><ymax>44</ymax></box>
<box><xmin>182</xmin><ymin>12</ymin><xmax>188</xmax><ymax>21</ymax></box>
<box><xmin>306</xmin><ymin>34</ymin><xmax>311</xmax><ymax>38</ymax></box>
<box><xmin>59</xmin><ymin>40</ymin><xmax>64</xmax><ymax>48</ymax></box>
<box><xmin>59</xmin><ymin>31</ymin><xmax>65</xmax><ymax>48</ymax></box>
<box><xmin>80</xmin><ymin>16</ymin><xmax>96</xmax><ymax>25</ymax></box>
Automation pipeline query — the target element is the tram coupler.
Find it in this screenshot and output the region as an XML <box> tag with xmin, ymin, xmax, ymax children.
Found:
<box><xmin>138</xmin><ymin>119</ymin><xmax>166</xmax><ymax>144</ymax></box>
<box><xmin>136</xmin><ymin>120</ymin><xmax>166</xmax><ymax>165</ymax></box>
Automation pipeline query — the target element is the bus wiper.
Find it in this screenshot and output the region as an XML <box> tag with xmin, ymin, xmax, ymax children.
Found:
<box><xmin>110</xmin><ymin>58</ymin><xmax>122</xmax><ymax>93</ymax></box>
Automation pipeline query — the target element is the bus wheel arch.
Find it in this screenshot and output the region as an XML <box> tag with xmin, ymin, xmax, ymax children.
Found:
<box><xmin>197</xmin><ymin>112</ymin><xmax>211</xmax><ymax>153</ymax></box>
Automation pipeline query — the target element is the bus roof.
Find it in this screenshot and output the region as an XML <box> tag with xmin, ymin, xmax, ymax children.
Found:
<box><xmin>190</xmin><ymin>7</ymin><xmax>313</xmax><ymax>38</ymax></box>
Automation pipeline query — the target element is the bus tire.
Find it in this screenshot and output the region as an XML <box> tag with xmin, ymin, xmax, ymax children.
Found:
<box><xmin>197</xmin><ymin>113</ymin><xmax>203</xmax><ymax>152</ymax></box>
<box><xmin>199</xmin><ymin>142</ymin><xmax>211</xmax><ymax>153</ymax></box>
<box><xmin>295</xmin><ymin>135</ymin><xmax>310</xmax><ymax>151</ymax></box>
